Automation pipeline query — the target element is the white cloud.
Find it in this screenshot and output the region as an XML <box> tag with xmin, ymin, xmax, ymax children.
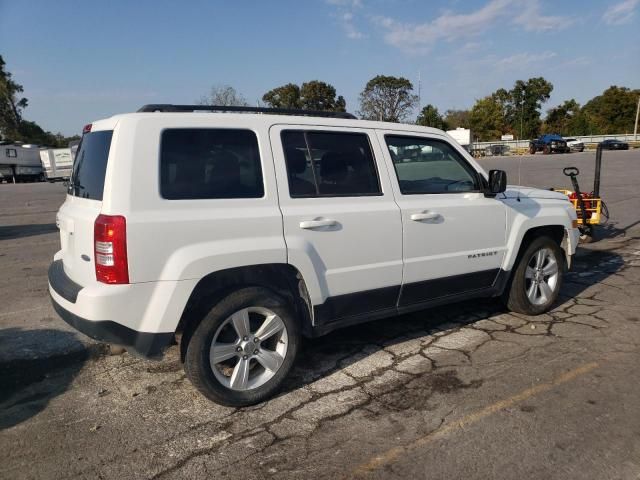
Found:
<box><xmin>374</xmin><ymin>0</ymin><xmax>512</xmax><ymax>52</ymax></box>
<box><xmin>375</xmin><ymin>0</ymin><xmax>573</xmax><ymax>53</ymax></box>
<box><xmin>327</xmin><ymin>0</ymin><xmax>366</xmax><ymax>40</ymax></box>
<box><xmin>514</xmin><ymin>1</ymin><xmax>574</xmax><ymax>31</ymax></box>
<box><xmin>326</xmin><ymin>0</ymin><xmax>362</xmax><ymax>8</ymax></box>
<box><xmin>493</xmin><ymin>51</ymin><xmax>557</xmax><ymax>68</ymax></box>
<box><xmin>603</xmin><ymin>0</ymin><xmax>639</xmax><ymax>25</ymax></box>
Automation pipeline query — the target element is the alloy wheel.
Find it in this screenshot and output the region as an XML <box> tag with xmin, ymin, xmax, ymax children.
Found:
<box><xmin>524</xmin><ymin>247</ymin><xmax>559</xmax><ymax>306</ymax></box>
<box><xmin>209</xmin><ymin>307</ymin><xmax>288</xmax><ymax>391</ymax></box>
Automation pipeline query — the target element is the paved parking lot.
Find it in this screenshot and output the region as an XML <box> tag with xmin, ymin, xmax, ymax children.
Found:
<box><xmin>1</xmin><ymin>150</ymin><xmax>639</xmax><ymax>479</ymax></box>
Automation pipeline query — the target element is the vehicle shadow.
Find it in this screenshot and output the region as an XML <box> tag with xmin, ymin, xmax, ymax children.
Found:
<box><xmin>0</xmin><ymin>223</ymin><xmax>58</xmax><ymax>241</ymax></box>
<box><xmin>277</xmin><ymin>245</ymin><xmax>624</xmax><ymax>397</ymax></box>
<box><xmin>0</xmin><ymin>328</ymin><xmax>93</xmax><ymax>430</ymax></box>
<box><xmin>592</xmin><ymin>219</ymin><xmax>640</xmax><ymax>240</ymax></box>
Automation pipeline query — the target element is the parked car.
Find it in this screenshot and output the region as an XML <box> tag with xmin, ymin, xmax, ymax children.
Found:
<box><xmin>49</xmin><ymin>105</ymin><xmax>580</xmax><ymax>406</ymax></box>
<box><xmin>485</xmin><ymin>144</ymin><xmax>510</xmax><ymax>156</ymax></box>
<box><xmin>564</xmin><ymin>138</ymin><xmax>584</xmax><ymax>152</ymax></box>
<box><xmin>529</xmin><ymin>134</ymin><xmax>570</xmax><ymax>154</ymax></box>
<box><xmin>599</xmin><ymin>139</ymin><xmax>629</xmax><ymax>150</ymax></box>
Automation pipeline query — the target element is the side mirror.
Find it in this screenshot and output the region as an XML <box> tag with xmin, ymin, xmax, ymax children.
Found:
<box><xmin>487</xmin><ymin>169</ymin><xmax>507</xmax><ymax>196</ymax></box>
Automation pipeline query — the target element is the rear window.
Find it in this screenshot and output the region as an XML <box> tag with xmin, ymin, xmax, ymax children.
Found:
<box><xmin>68</xmin><ymin>130</ymin><xmax>113</xmax><ymax>200</ymax></box>
<box><xmin>160</xmin><ymin>129</ymin><xmax>264</xmax><ymax>200</ymax></box>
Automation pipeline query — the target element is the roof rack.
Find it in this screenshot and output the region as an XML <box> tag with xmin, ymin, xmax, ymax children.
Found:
<box><xmin>137</xmin><ymin>104</ymin><xmax>357</xmax><ymax>120</ymax></box>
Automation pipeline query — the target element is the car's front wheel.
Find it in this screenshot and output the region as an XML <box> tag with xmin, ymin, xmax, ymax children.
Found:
<box><xmin>505</xmin><ymin>236</ymin><xmax>564</xmax><ymax>315</ymax></box>
<box><xmin>184</xmin><ymin>287</ymin><xmax>300</xmax><ymax>407</ymax></box>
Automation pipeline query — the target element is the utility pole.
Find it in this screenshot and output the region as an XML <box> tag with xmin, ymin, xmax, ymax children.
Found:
<box><xmin>417</xmin><ymin>70</ymin><xmax>421</xmax><ymax>107</ymax></box>
<box><xmin>520</xmin><ymin>100</ymin><xmax>524</xmax><ymax>141</ymax></box>
<box><xmin>634</xmin><ymin>96</ymin><xmax>640</xmax><ymax>142</ymax></box>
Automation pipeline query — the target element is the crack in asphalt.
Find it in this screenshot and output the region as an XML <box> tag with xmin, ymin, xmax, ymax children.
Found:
<box><xmin>142</xmin><ymin>238</ymin><xmax>640</xmax><ymax>479</ymax></box>
<box><xmin>2</xmin><ymin>235</ymin><xmax>639</xmax><ymax>480</ymax></box>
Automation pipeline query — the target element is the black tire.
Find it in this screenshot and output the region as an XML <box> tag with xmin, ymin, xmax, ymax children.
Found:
<box><xmin>543</xmin><ymin>145</ymin><xmax>551</xmax><ymax>155</ymax></box>
<box><xmin>504</xmin><ymin>236</ymin><xmax>565</xmax><ymax>315</ymax></box>
<box><xmin>529</xmin><ymin>145</ymin><xmax>536</xmax><ymax>155</ymax></box>
<box><xmin>184</xmin><ymin>287</ymin><xmax>300</xmax><ymax>407</ymax></box>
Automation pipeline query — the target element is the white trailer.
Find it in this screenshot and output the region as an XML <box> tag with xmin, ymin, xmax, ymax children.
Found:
<box><xmin>446</xmin><ymin>128</ymin><xmax>473</xmax><ymax>151</ymax></box>
<box><xmin>40</xmin><ymin>148</ymin><xmax>73</xmax><ymax>181</ymax></box>
<box><xmin>0</xmin><ymin>144</ymin><xmax>44</xmax><ymax>183</ymax></box>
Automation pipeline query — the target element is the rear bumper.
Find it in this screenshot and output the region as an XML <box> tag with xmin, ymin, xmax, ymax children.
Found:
<box><xmin>48</xmin><ymin>259</ymin><xmax>179</xmax><ymax>358</ymax></box>
<box><xmin>50</xmin><ymin>299</ymin><xmax>173</xmax><ymax>358</ymax></box>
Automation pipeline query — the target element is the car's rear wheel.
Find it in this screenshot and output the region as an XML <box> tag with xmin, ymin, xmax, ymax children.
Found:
<box><xmin>184</xmin><ymin>287</ymin><xmax>300</xmax><ymax>407</ymax></box>
<box><xmin>504</xmin><ymin>236</ymin><xmax>564</xmax><ymax>315</ymax></box>
<box><xmin>529</xmin><ymin>145</ymin><xmax>536</xmax><ymax>155</ymax></box>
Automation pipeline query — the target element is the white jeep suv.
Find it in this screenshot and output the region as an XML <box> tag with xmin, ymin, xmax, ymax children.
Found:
<box><xmin>49</xmin><ymin>105</ymin><xmax>579</xmax><ymax>406</ymax></box>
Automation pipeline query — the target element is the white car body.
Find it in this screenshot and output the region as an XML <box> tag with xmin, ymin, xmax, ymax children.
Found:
<box><xmin>565</xmin><ymin>138</ymin><xmax>584</xmax><ymax>152</ymax></box>
<box><xmin>49</xmin><ymin>110</ymin><xmax>579</xmax><ymax>358</ymax></box>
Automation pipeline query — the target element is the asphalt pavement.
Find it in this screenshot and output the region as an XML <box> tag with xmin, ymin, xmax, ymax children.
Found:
<box><xmin>1</xmin><ymin>149</ymin><xmax>639</xmax><ymax>479</ymax></box>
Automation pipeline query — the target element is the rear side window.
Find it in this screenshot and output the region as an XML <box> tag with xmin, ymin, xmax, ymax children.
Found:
<box><xmin>160</xmin><ymin>129</ymin><xmax>263</xmax><ymax>200</ymax></box>
<box><xmin>68</xmin><ymin>130</ymin><xmax>113</xmax><ymax>200</ymax></box>
<box><xmin>281</xmin><ymin>130</ymin><xmax>381</xmax><ymax>197</ymax></box>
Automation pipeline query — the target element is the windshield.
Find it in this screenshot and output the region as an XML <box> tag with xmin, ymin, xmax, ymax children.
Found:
<box><xmin>68</xmin><ymin>130</ymin><xmax>113</xmax><ymax>200</ymax></box>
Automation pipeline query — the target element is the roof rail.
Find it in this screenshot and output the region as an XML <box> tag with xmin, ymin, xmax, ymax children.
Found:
<box><xmin>137</xmin><ymin>104</ymin><xmax>358</xmax><ymax>119</ymax></box>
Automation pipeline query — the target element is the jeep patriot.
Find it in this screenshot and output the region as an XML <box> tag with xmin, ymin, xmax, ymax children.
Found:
<box><xmin>49</xmin><ymin>105</ymin><xmax>580</xmax><ymax>406</ymax></box>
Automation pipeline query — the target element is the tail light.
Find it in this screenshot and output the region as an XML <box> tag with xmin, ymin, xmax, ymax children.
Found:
<box><xmin>94</xmin><ymin>214</ymin><xmax>129</xmax><ymax>284</ymax></box>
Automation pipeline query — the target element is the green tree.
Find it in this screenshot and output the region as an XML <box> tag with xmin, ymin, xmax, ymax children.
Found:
<box><xmin>504</xmin><ymin>77</ymin><xmax>553</xmax><ymax>139</ymax></box>
<box><xmin>443</xmin><ymin>109</ymin><xmax>471</xmax><ymax>129</ymax></box>
<box><xmin>262</xmin><ymin>83</ymin><xmax>301</xmax><ymax>109</ymax></box>
<box><xmin>198</xmin><ymin>85</ymin><xmax>249</xmax><ymax>106</ymax></box>
<box><xmin>300</xmin><ymin>81</ymin><xmax>346</xmax><ymax>112</ymax></box>
<box><xmin>358</xmin><ymin>75</ymin><xmax>418</xmax><ymax>122</ymax></box>
<box><xmin>544</xmin><ymin>99</ymin><xmax>581</xmax><ymax>135</ymax></box>
<box><xmin>416</xmin><ymin>104</ymin><xmax>447</xmax><ymax>129</ymax></box>
<box><xmin>582</xmin><ymin>86</ymin><xmax>640</xmax><ymax>134</ymax></box>
<box><xmin>0</xmin><ymin>55</ymin><xmax>87</xmax><ymax>146</ymax></box>
<box><xmin>469</xmin><ymin>95</ymin><xmax>506</xmax><ymax>141</ymax></box>
<box><xmin>0</xmin><ymin>54</ymin><xmax>28</xmax><ymax>140</ymax></box>
<box><xmin>262</xmin><ymin>81</ymin><xmax>345</xmax><ymax>111</ymax></box>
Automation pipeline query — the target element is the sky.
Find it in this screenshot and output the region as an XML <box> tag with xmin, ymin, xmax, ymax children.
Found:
<box><xmin>1</xmin><ymin>0</ymin><xmax>639</xmax><ymax>135</ymax></box>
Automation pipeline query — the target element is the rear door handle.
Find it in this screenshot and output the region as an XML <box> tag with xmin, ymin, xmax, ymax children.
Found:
<box><xmin>300</xmin><ymin>219</ymin><xmax>337</xmax><ymax>229</ymax></box>
<box><xmin>410</xmin><ymin>212</ymin><xmax>441</xmax><ymax>222</ymax></box>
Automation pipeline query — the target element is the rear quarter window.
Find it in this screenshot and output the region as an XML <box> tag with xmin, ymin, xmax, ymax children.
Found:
<box><xmin>160</xmin><ymin>129</ymin><xmax>264</xmax><ymax>200</ymax></box>
<box><xmin>68</xmin><ymin>130</ymin><xmax>113</xmax><ymax>200</ymax></box>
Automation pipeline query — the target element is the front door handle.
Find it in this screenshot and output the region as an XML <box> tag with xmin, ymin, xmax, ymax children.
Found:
<box><xmin>410</xmin><ymin>211</ymin><xmax>441</xmax><ymax>222</ymax></box>
<box><xmin>300</xmin><ymin>219</ymin><xmax>337</xmax><ymax>229</ymax></box>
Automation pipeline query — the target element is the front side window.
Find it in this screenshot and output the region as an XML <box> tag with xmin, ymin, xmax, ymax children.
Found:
<box><xmin>6</xmin><ymin>148</ymin><xmax>17</xmax><ymax>158</ymax></box>
<box><xmin>281</xmin><ymin>130</ymin><xmax>381</xmax><ymax>197</ymax></box>
<box><xmin>160</xmin><ymin>129</ymin><xmax>264</xmax><ymax>200</ymax></box>
<box><xmin>385</xmin><ymin>136</ymin><xmax>479</xmax><ymax>195</ymax></box>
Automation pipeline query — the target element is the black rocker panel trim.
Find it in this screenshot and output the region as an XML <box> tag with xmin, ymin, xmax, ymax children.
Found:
<box><xmin>398</xmin><ymin>268</ymin><xmax>500</xmax><ymax>307</ymax></box>
<box><xmin>313</xmin><ymin>269</ymin><xmax>504</xmax><ymax>328</ymax></box>
<box><xmin>313</xmin><ymin>284</ymin><xmax>400</xmax><ymax>326</ymax></box>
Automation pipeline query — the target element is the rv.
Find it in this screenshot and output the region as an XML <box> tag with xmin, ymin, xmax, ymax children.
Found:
<box><xmin>0</xmin><ymin>143</ymin><xmax>45</xmax><ymax>183</ymax></box>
